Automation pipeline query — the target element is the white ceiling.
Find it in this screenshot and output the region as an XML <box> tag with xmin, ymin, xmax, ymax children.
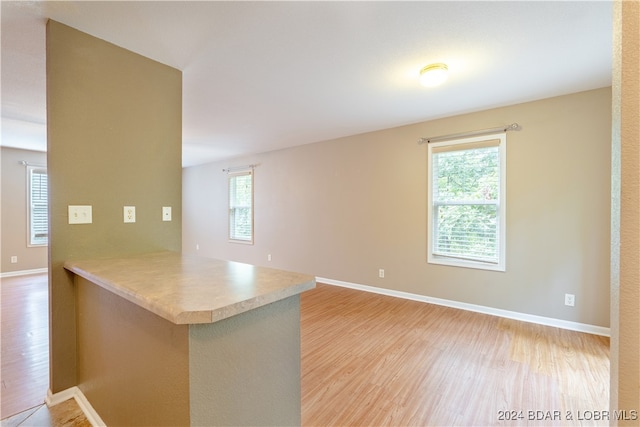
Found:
<box><xmin>1</xmin><ymin>1</ymin><xmax>612</xmax><ymax>168</ymax></box>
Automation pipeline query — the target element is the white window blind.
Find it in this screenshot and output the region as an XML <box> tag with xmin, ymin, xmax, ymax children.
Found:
<box><xmin>428</xmin><ymin>133</ymin><xmax>506</xmax><ymax>271</ymax></box>
<box><xmin>229</xmin><ymin>170</ymin><xmax>253</xmax><ymax>243</ymax></box>
<box><xmin>28</xmin><ymin>166</ymin><xmax>48</xmax><ymax>246</ymax></box>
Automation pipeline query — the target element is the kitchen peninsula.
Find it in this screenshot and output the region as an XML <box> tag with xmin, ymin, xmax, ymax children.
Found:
<box><xmin>64</xmin><ymin>251</ymin><xmax>315</xmax><ymax>426</ymax></box>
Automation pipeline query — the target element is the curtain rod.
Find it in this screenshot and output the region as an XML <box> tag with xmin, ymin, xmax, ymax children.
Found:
<box><xmin>417</xmin><ymin>123</ymin><xmax>520</xmax><ymax>145</ymax></box>
<box><xmin>222</xmin><ymin>164</ymin><xmax>256</xmax><ymax>173</ymax></box>
<box><xmin>19</xmin><ymin>161</ymin><xmax>46</xmax><ymax>167</ymax></box>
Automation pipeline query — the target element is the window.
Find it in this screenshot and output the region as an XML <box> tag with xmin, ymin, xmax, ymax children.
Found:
<box><xmin>229</xmin><ymin>170</ymin><xmax>253</xmax><ymax>243</ymax></box>
<box><xmin>427</xmin><ymin>133</ymin><xmax>506</xmax><ymax>271</ymax></box>
<box><xmin>28</xmin><ymin>166</ymin><xmax>48</xmax><ymax>246</ymax></box>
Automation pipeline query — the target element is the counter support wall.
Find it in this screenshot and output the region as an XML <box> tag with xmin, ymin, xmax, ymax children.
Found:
<box><xmin>75</xmin><ymin>275</ymin><xmax>302</xmax><ymax>426</ymax></box>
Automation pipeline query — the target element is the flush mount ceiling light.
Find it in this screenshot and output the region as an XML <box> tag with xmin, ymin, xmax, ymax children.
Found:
<box><xmin>419</xmin><ymin>63</ymin><xmax>449</xmax><ymax>87</ymax></box>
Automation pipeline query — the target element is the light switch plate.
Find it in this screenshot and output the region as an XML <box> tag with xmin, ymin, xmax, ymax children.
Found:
<box><xmin>162</xmin><ymin>206</ymin><xmax>172</xmax><ymax>221</ymax></box>
<box><xmin>69</xmin><ymin>205</ymin><xmax>93</xmax><ymax>224</ymax></box>
<box><xmin>124</xmin><ymin>206</ymin><xmax>136</xmax><ymax>223</ymax></box>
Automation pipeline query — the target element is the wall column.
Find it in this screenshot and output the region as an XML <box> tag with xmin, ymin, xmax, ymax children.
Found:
<box><xmin>46</xmin><ymin>20</ymin><xmax>182</xmax><ymax>393</ymax></box>
<box><xmin>610</xmin><ymin>1</ymin><xmax>640</xmax><ymax>423</ymax></box>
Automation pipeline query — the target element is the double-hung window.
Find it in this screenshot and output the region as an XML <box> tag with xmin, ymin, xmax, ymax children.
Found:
<box><xmin>28</xmin><ymin>166</ymin><xmax>48</xmax><ymax>246</ymax></box>
<box><xmin>228</xmin><ymin>170</ymin><xmax>253</xmax><ymax>243</ymax></box>
<box><xmin>427</xmin><ymin>133</ymin><xmax>506</xmax><ymax>271</ymax></box>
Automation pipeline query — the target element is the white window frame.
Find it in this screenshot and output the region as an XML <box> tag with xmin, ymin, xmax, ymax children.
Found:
<box><xmin>228</xmin><ymin>169</ymin><xmax>254</xmax><ymax>244</ymax></box>
<box><xmin>27</xmin><ymin>165</ymin><xmax>48</xmax><ymax>247</ymax></box>
<box><xmin>427</xmin><ymin>133</ymin><xmax>506</xmax><ymax>271</ymax></box>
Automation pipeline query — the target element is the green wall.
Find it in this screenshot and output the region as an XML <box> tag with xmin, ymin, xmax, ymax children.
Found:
<box><xmin>46</xmin><ymin>20</ymin><xmax>182</xmax><ymax>392</ymax></box>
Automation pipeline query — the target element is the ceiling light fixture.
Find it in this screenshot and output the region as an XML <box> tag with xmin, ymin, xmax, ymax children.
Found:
<box><xmin>419</xmin><ymin>63</ymin><xmax>449</xmax><ymax>87</ymax></box>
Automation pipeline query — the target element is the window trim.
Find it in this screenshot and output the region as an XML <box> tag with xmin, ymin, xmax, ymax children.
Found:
<box><xmin>427</xmin><ymin>132</ymin><xmax>506</xmax><ymax>271</ymax></box>
<box><xmin>228</xmin><ymin>169</ymin><xmax>254</xmax><ymax>244</ymax></box>
<box><xmin>27</xmin><ymin>165</ymin><xmax>48</xmax><ymax>247</ymax></box>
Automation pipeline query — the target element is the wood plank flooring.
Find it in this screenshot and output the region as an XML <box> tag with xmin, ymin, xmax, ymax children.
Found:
<box><xmin>1</xmin><ymin>274</ymin><xmax>49</xmax><ymax>419</ymax></box>
<box><xmin>1</xmin><ymin>399</ymin><xmax>89</xmax><ymax>427</ymax></box>
<box><xmin>1</xmin><ymin>274</ymin><xmax>609</xmax><ymax>426</ymax></box>
<box><xmin>301</xmin><ymin>284</ymin><xmax>610</xmax><ymax>426</ymax></box>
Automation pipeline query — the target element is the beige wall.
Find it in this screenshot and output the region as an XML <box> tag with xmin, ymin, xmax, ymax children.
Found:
<box><xmin>610</xmin><ymin>0</ymin><xmax>640</xmax><ymax>422</ymax></box>
<box><xmin>1</xmin><ymin>147</ymin><xmax>48</xmax><ymax>273</ymax></box>
<box><xmin>189</xmin><ymin>295</ymin><xmax>302</xmax><ymax>426</ymax></box>
<box><xmin>47</xmin><ymin>21</ymin><xmax>182</xmax><ymax>392</ymax></box>
<box><xmin>184</xmin><ymin>87</ymin><xmax>612</xmax><ymax>328</ymax></box>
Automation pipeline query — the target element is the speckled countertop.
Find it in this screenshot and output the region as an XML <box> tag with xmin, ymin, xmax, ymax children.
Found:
<box><xmin>64</xmin><ymin>251</ymin><xmax>316</xmax><ymax>325</ymax></box>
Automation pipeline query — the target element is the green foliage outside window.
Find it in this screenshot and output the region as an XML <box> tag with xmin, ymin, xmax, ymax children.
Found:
<box><xmin>433</xmin><ymin>146</ymin><xmax>499</xmax><ymax>262</ymax></box>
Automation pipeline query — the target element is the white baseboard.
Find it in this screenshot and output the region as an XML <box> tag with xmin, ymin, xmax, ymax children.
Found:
<box><xmin>316</xmin><ymin>277</ymin><xmax>611</xmax><ymax>337</ymax></box>
<box><xmin>0</xmin><ymin>268</ymin><xmax>48</xmax><ymax>278</ymax></box>
<box><xmin>47</xmin><ymin>387</ymin><xmax>106</xmax><ymax>427</ymax></box>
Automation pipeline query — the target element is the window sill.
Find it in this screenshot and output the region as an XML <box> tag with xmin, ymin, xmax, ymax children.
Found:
<box><xmin>28</xmin><ymin>243</ymin><xmax>48</xmax><ymax>248</ymax></box>
<box><xmin>428</xmin><ymin>255</ymin><xmax>505</xmax><ymax>272</ymax></box>
<box><xmin>228</xmin><ymin>239</ymin><xmax>254</xmax><ymax>245</ymax></box>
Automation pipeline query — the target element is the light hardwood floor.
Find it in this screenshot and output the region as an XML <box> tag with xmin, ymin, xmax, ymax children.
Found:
<box><xmin>301</xmin><ymin>284</ymin><xmax>610</xmax><ymax>426</ymax></box>
<box><xmin>1</xmin><ymin>274</ymin><xmax>609</xmax><ymax>426</ymax></box>
<box><xmin>1</xmin><ymin>273</ymin><xmax>49</xmax><ymax>419</ymax></box>
<box><xmin>1</xmin><ymin>399</ymin><xmax>89</xmax><ymax>427</ymax></box>
<box><xmin>1</xmin><ymin>273</ymin><xmax>89</xmax><ymax>427</ymax></box>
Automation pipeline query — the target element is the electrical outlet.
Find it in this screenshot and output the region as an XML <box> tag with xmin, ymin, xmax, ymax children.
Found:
<box><xmin>379</xmin><ymin>269</ymin><xmax>385</xmax><ymax>278</ymax></box>
<box><xmin>124</xmin><ymin>206</ymin><xmax>136</xmax><ymax>223</ymax></box>
<box><xmin>565</xmin><ymin>293</ymin><xmax>575</xmax><ymax>307</ymax></box>
<box><xmin>10</xmin><ymin>256</ymin><xmax>17</xmax><ymax>264</ymax></box>
<box><xmin>268</xmin><ymin>254</ymin><xmax>272</xmax><ymax>262</ymax></box>
<box><xmin>162</xmin><ymin>206</ymin><xmax>172</xmax><ymax>221</ymax></box>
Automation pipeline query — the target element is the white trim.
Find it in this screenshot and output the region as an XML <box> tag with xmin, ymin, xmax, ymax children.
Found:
<box><xmin>46</xmin><ymin>387</ymin><xmax>77</xmax><ymax>406</ymax></box>
<box><xmin>1</xmin><ymin>268</ymin><xmax>48</xmax><ymax>278</ymax></box>
<box><xmin>316</xmin><ymin>277</ymin><xmax>610</xmax><ymax>337</ymax></box>
<box><xmin>46</xmin><ymin>387</ymin><xmax>106</xmax><ymax>426</ymax></box>
<box><xmin>27</xmin><ymin>165</ymin><xmax>48</xmax><ymax>246</ymax></box>
<box><xmin>427</xmin><ymin>132</ymin><xmax>507</xmax><ymax>272</ymax></box>
<box><xmin>228</xmin><ymin>170</ymin><xmax>254</xmax><ymax>244</ymax></box>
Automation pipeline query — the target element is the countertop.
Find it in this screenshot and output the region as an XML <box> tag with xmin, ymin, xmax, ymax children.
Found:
<box><xmin>64</xmin><ymin>251</ymin><xmax>316</xmax><ymax>325</ymax></box>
